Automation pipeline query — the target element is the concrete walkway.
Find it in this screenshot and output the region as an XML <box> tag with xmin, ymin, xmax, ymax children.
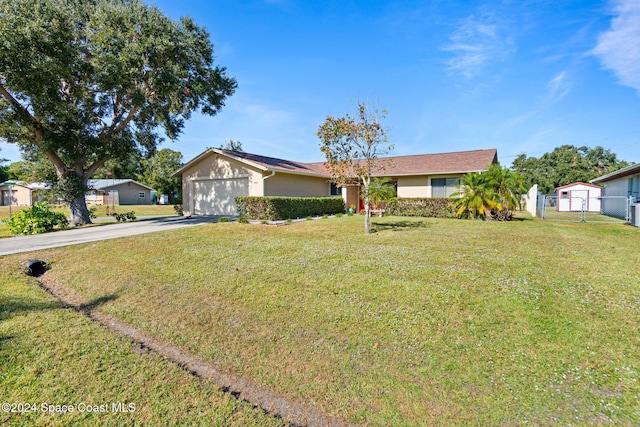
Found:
<box><xmin>0</xmin><ymin>216</ymin><xmax>218</xmax><ymax>256</ymax></box>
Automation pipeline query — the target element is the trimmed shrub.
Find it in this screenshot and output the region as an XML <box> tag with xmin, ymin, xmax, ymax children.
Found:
<box><xmin>5</xmin><ymin>202</ymin><xmax>69</xmax><ymax>235</ymax></box>
<box><xmin>236</xmin><ymin>196</ymin><xmax>345</xmax><ymax>220</ymax></box>
<box><xmin>110</xmin><ymin>211</ymin><xmax>136</xmax><ymax>222</ymax></box>
<box><xmin>387</xmin><ymin>198</ymin><xmax>456</xmax><ymax>218</ymax></box>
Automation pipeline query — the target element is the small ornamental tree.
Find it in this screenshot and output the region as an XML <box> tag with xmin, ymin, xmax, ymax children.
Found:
<box><xmin>317</xmin><ymin>102</ymin><xmax>393</xmax><ymax>234</ymax></box>
<box><xmin>0</xmin><ymin>0</ymin><xmax>236</xmax><ymax>225</ymax></box>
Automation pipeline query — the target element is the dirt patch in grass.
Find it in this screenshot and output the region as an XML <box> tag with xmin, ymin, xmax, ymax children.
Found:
<box><xmin>36</xmin><ymin>272</ymin><xmax>354</xmax><ymax>427</ymax></box>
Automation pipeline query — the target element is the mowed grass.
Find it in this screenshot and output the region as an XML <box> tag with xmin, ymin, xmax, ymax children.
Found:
<box><xmin>5</xmin><ymin>216</ymin><xmax>640</xmax><ymax>425</ymax></box>
<box><xmin>0</xmin><ymin>205</ymin><xmax>176</xmax><ymax>220</ymax></box>
<box><xmin>0</xmin><ymin>205</ymin><xmax>176</xmax><ymax>238</ymax></box>
<box><xmin>0</xmin><ymin>254</ymin><xmax>286</xmax><ymax>426</ymax></box>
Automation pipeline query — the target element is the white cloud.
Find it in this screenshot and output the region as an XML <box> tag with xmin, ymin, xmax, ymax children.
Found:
<box><xmin>443</xmin><ymin>13</ymin><xmax>514</xmax><ymax>78</ymax></box>
<box><xmin>547</xmin><ymin>71</ymin><xmax>572</xmax><ymax>103</ymax></box>
<box><xmin>592</xmin><ymin>0</ymin><xmax>640</xmax><ymax>94</ymax></box>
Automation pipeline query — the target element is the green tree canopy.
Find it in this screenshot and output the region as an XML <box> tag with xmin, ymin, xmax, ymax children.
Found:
<box><xmin>138</xmin><ymin>148</ymin><xmax>183</xmax><ymax>203</ymax></box>
<box><xmin>220</xmin><ymin>140</ymin><xmax>243</xmax><ymax>151</ymax></box>
<box><xmin>512</xmin><ymin>145</ymin><xmax>630</xmax><ymax>194</ymax></box>
<box><xmin>0</xmin><ymin>157</ymin><xmax>8</xmax><ymax>182</ymax></box>
<box><xmin>0</xmin><ymin>0</ymin><xmax>236</xmax><ymax>225</ymax></box>
<box><xmin>92</xmin><ymin>157</ymin><xmax>143</xmax><ymax>180</ymax></box>
<box><xmin>5</xmin><ymin>159</ymin><xmax>56</xmax><ymax>183</ymax></box>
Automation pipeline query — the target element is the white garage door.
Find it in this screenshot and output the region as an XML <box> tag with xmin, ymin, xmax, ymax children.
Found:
<box><xmin>193</xmin><ymin>178</ymin><xmax>249</xmax><ymax>215</ymax></box>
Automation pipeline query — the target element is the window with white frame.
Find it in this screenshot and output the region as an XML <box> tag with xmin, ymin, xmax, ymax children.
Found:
<box><xmin>138</xmin><ymin>191</ymin><xmax>146</xmax><ymax>199</ymax></box>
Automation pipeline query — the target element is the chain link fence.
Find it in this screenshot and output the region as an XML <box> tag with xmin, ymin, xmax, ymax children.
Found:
<box><xmin>538</xmin><ymin>195</ymin><xmax>632</xmax><ymax>223</ymax></box>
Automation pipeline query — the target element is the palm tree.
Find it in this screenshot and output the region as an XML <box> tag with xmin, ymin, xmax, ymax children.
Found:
<box><xmin>484</xmin><ymin>164</ymin><xmax>528</xmax><ymax>220</ymax></box>
<box><xmin>451</xmin><ymin>172</ymin><xmax>500</xmax><ymax>220</ymax></box>
<box><xmin>368</xmin><ymin>177</ymin><xmax>396</xmax><ymax>216</ymax></box>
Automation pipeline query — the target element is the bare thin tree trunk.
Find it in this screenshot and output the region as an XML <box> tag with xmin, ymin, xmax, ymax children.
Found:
<box><xmin>363</xmin><ymin>186</ymin><xmax>371</xmax><ymax>234</ymax></box>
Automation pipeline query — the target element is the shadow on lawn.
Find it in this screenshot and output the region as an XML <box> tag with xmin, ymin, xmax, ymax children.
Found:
<box><xmin>0</xmin><ymin>293</ymin><xmax>119</xmax><ymax>321</ymax></box>
<box><xmin>78</xmin><ymin>294</ymin><xmax>119</xmax><ymax>312</ymax></box>
<box><xmin>0</xmin><ymin>297</ymin><xmax>67</xmax><ymax>322</ymax></box>
<box><xmin>371</xmin><ymin>219</ymin><xmax>430</xmax><ymax>232</ymax></box>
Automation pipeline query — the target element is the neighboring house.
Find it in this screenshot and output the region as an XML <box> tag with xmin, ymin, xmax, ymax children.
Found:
<box><xmin>0</xmin><ymin>181</ymin><xmax>38</xmax><ymax>206</ymax></box>
<box><xmin>591</xmin><ymin>163</ymin><xmax>640</xmax><ymax>224</ymax></box>
<box><xmin>86</xmin><ymin>179</ymin><xmax>156</xmax><ymax>206</ymax></box>
<box><xmin>590</xmin><ymin>163</ymin><xmax>640</xmax><ymax>200</ymax></box>
<box><xmin>555</xmin><ymin>182</ymin><xmax>602</xmax><ymax>212</ymax></box>
<box><xmin>172</xmin><ymin>148</ymin><xmax>498</xmax><ymax>216</ymax></box>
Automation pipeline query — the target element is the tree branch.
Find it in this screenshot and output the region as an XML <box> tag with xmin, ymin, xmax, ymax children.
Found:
<box><xmin>108</xmin><ymin>105</ymin><xmax>140</xmax><ymax>136</ymax></box>
<box><xmin>85</xmin><ymin>156</ymin><xmax>109</xmax><ymax>178</ymax></box>
<box><xmin>0</xmin><ymin>82</ymin><xmax>44</xmax><ymax>141</ymax></box>
<box><xmin>43</xmin><ymin>150</ymin><xmax>70</xmax><ymax>176</ymax></box>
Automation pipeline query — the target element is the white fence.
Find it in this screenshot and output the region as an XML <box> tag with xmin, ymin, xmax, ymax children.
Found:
<box><xmin>538</xmin><ymin>195</ymin><xmax>633</xmax><ymax>223</ymax></box>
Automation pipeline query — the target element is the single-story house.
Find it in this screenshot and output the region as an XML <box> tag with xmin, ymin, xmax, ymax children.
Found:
<box><xmin>0</xmin><ymin>181</ymin><xmax>39</xmax><ymax>206</ymax></box>
<box><xmin>171</xmin><ymin>148</ymin><xmax>498</xmax><ymax>216</ymax></box>
<box><xmin>590</xmin><ymin>163</ymin><xmax>640</xmax><ymax>200</ymax></box>
<box><xmin>555</xmin><ymin>182</ymin><xmax>602</xmax><ymax>212</ymax></box>
<box><xmin>591</xmin><ymin>163</ymin><xmax>640</xmax><ymax>224</ymax></box>
<box><xmin>86</xmin><ymin>179</ymin><xmax>156</xmax><ymax>205</ymax></box>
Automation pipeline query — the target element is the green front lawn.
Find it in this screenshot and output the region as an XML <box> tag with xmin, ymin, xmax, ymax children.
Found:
<box><xmin>0</xmin><ymin>254</ymin><xmax>285</xmax><ymax>426</ymax></box>
<box><xmin>3</xmin><ymin>216</ymin><xmax>640</xmax><ymax>425</ymax></box>
<box><xmin>0</xmin><ymin>204</ymin><xmax>176</xmax><ymax>220</ymax></box>
<box><xmin>0</xmin><ymin>205</ymin><xmax>176</xmax><ymax>237</ymax></box>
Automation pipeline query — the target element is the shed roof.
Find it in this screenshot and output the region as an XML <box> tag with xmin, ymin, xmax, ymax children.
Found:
<box><xmin>556</xmin><ymin>182</ymin><xmax>602</xmax><ymax>191</ymax></box>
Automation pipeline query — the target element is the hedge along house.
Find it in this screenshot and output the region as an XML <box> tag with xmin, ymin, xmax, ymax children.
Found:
<box><xmin>86</xmin><ymin>179</ymin><xmax>156</xmax><ymax>206</ymax></box>
<box><xmin>172</xmin><ymin>148</ymin><xmax>499</xmax><ymax>217</ymax></box>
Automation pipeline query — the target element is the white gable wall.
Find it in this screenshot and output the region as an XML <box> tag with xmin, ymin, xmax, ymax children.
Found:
<box><xmin>557</xmin><ymin>183</ymin><xmax>602</xmax><ymax>212</ymax></box>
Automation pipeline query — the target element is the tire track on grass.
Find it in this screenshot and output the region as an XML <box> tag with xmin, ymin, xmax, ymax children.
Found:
<box><xmin>36</xmin><ymin>273</ymin><xmax>354</xmax><ymax>427</ymax></box>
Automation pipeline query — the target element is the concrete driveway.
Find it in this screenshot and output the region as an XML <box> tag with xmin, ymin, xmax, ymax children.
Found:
<box><xmin>0</xmin><ymin>216</ymin><xmax>218</xmax><ymax>256</ymax></box>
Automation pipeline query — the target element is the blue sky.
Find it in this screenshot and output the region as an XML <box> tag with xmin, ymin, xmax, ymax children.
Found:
<box><xmin>2</xmin><ymin>0</ymin><xmax>639</xmax><ymax>167</ymax></box>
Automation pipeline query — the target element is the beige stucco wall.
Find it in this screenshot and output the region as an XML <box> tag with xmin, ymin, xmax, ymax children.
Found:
<box><xmin>396</xmin><ymin>176</ymin><xmax>430</xmax><ymax>198</ymax></box>
<box><xmin>264</xmin><ymin>173</ymin><xmax>331</xmax><ymax>197</ymax></box>
<box><xmin>0</xmin><ymin>184</ymin><xmax>32</xmax><ymax>206</ymax></box>
<box><xmin>180</xmin><ymin>152</ymin><xmax>264</xmax><ymax>216</ymax></box>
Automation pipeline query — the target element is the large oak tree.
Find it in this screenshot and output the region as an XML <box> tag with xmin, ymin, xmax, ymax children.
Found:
<box><xmin>512</xmin><ymin>145</ymin><xmax>630</xmax><ymax>194</ymax></box>
<box><xmin>0</xmin><ymin>0</ymin><xmax>236</xmax><ymax>224</ymax></box>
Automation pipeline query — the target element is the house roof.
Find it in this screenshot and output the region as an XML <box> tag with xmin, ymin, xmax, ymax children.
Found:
<box><xmin>590</xmin><ymin>163</ymin><xmax>640</xmax><ymax>184</ymax></box>
<box><xmin>173</xmin><ymin>148</ymin><xmax>498</xmax><ymax>178</ymax></box>
<box><xmin>0</xmin><ymin>180</ymin><xmax>45</xmax><ymax>190</ymax></box>
<box><xmin>87</xmin><ymin>179</ymin><xmax>155</xmax><ymax>191</ymax></box>
<box><xmin>308</xmin><ymin>148</ymin><xmax>499</xmax><ymax>177</ymax></box>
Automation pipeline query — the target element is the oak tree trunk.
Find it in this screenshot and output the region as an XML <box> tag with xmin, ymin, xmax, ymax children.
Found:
<box><xmin>69</xmin><ymin>194</ymin><xmax>92</xmax><ymax>226</ymax></box>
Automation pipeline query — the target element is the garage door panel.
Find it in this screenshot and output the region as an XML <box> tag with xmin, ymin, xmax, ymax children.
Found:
<box><xmin>193</xmin><ymin>178</ymin><xmax>248</xmax><ymax>215</ymax></box>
